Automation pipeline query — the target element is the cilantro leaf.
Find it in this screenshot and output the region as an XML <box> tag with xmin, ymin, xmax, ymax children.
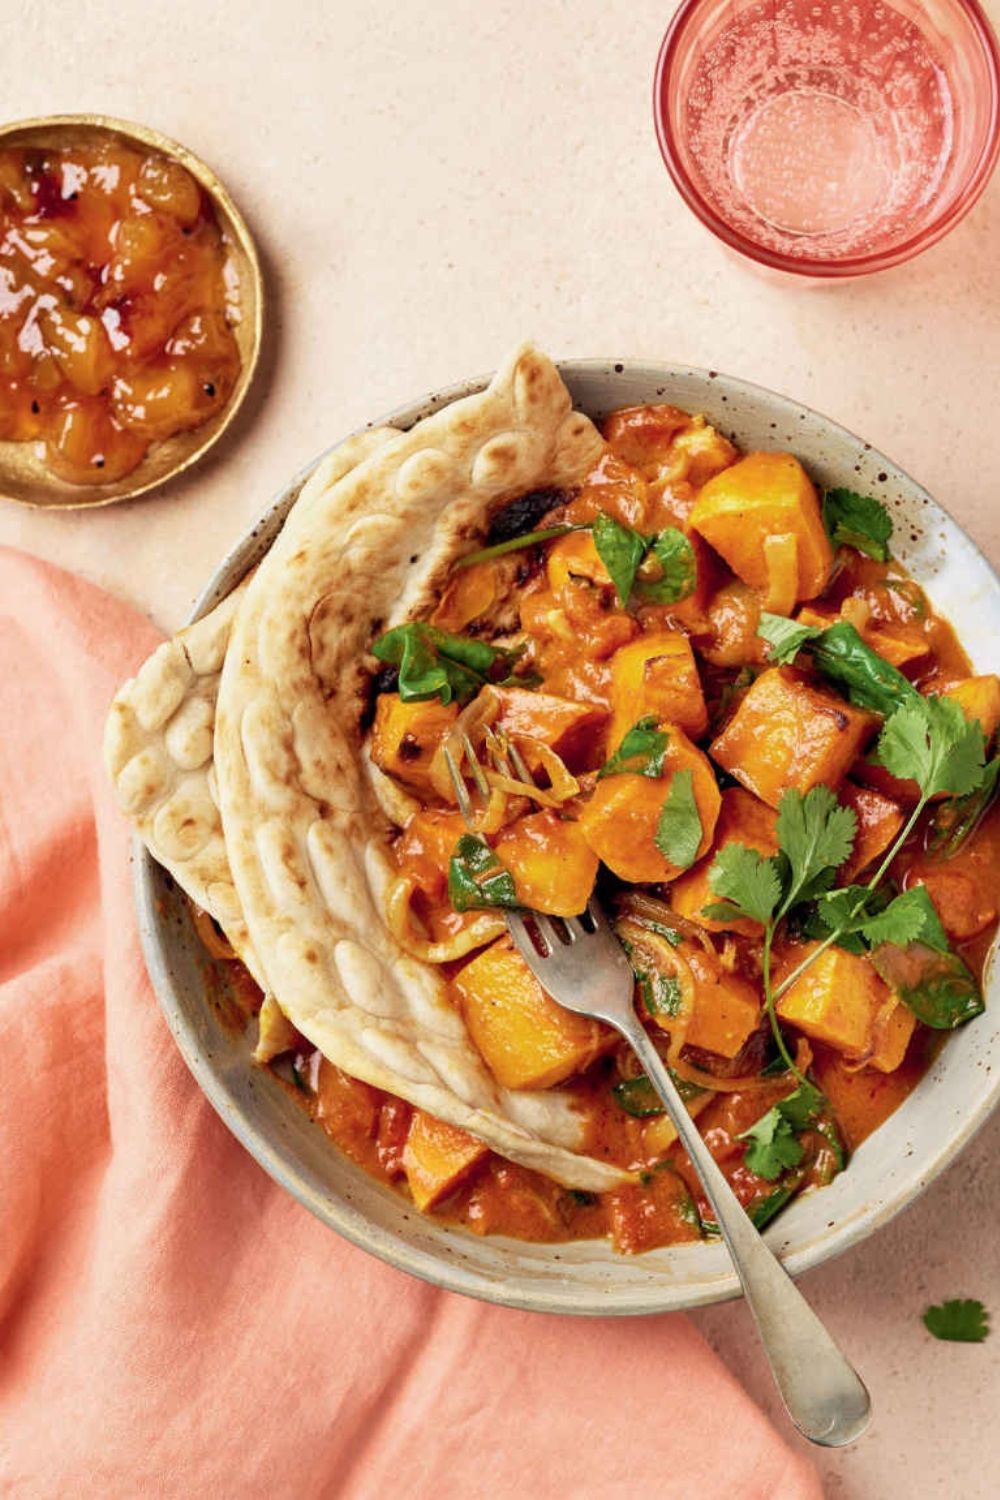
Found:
<box><xmin>860</xmin><ymin>885</ymin><xmax>949</xmax><ymax>952</ymax></box>
<box><xmin>739</xmin><ymin>1082</ymin><xmax>823</xmax><ymax>1181</ymax></box>
<box><xmin>372</xmin><ymin>623</ymin><xmax>519</xmax><ymax>705</ymax></box>
<box><xmin>758</xmin><ymin>611</ymin><xmax>822</xmax><ymax>666</ymax></box>
<box><xmin>592</xmin><ymin>513</ymin><xmax>646</xmax><ymax>607</ymax></box>
<box><xmin>637</xmin><ymin>971</ymin><xmax>682</xmax><ymax>1018</ymax></box>
<box><xmin>922</xmin><ymin>1298</ymin><xmax>990</xmax><ymax>1343</ymax></box>
<box><xmin>823</xmin><ymin>488</ymin><xmax>894</xmax><ymax>562</ymax></box>
<box><xmin>654</xmin><ymin>769</ymin><xmax>703</xmax><ymax>869</ymax></box>
<box><xmin>633</xmin><ymin>527</ymin><xmax>698</xmax><ymax>605</ymax></box>
<box><xmin>876</xmin><ymin>696</ymin><xmax>986</xmax><ymax>799</ymax></box>
<box><xmin>598</xmin><ymin>716</ymin><xmax>669</xmax><ymax>780</ymax></box>
<box><xmin>776</xmin><ymin>787</ymin><xmax>858</xmax><ymax>906</ymax></box>
<box><xmin>706</xmin><ymin>843</ymin><xmax>782</xmax><ymax>927</ymax></box>
<box><xmin>741</xmin><ymin>1110</ymin><xmax>804</xmax><ymax>1181</ymax></box>
<box><xmin>447</xmin><ymin>833</ymin><xmax>519</xmax><ymax>912</ymax></box>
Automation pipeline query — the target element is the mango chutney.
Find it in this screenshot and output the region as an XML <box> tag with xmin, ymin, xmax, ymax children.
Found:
<box><xmin>0</xmin><ymin>141</ymin><xmax>241</xmax><ymax>484</ymax></box>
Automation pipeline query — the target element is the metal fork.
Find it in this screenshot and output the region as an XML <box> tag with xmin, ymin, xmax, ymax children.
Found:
<box><xmin>445</xmin><ymin>731</ymin><xmax>871</xmax><ymax>1449</ymax></box>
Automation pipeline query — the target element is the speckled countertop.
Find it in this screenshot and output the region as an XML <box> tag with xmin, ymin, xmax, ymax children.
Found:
<box><xmin>2</xmin><ymin>2</ymin><xmax>999</xmax><ymax>1494</ymax></box>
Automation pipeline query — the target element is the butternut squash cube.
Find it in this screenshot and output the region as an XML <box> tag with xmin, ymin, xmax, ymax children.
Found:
<box><xmin>869</xmin><ymin>999</ymin><xmax>917</xmax><ymax>1074</ymax></box>
<box><xmin>454</xmin><ymin>936</ymin><xmax>612</xmax><ymax>1090</ymax></box>
<box><xmin>837</xmin><ymin>782</ymin><xmax>904</xmax><ymax>882</ymax></box>
<box><xmin>642</xmin><ymin>1093</ymin><xmax>713</xmax><ymax>1155</ymax></box>
<box><xmin>683</xmin><ymin>946</ymin><xmax>762</xmax><ymax>1059</ymax></box>
<box><xmin>370</xmin><ymin>693</ymin><xmax>458</xmax><ymax>796</ymax></box>
<box><xmin>395</xmin><ymin>809</ymin><xmax>468</xmax><ymax>898</ymax></box>
<box><xmin>710</xmin><ymin>667</ymin><xmax>876</xmax><ymax>808</ymax></box>
<box><xmin>671</xmin><ymin>787</ymin><xmax>778</xmax><ymax>935</ymax></box>
<box><xmin>941</xmin><ymin>675</ymin><xmax>1000</xmax><ymax>743</ymax></box>
<box><xmin>493</xmin><ymin>810</ymin><xmax>598</xmax><ymax>917</ymax></box>
<box><xmin>690</xmin><ymin>452</ymin><xmax>833</xmax><ymax>602</ymax></box>
<box><xmin>608</xmin><ymin>630</ymin><xmax>708</xmax><ymax>745</ymax></box>
<box><xmin>403</xmin><ymin>1110</ymin><xmax>488</xmax><ymax>1211</ymax></box>
<box><xmin>493</xmin><ymin>686</ymin><xmax>607</xmax><ymax>772</ymax></box>
<box><xmin>580</xmin><ymin>727</ymin><xmax>721</xmax><ymax>883</ymax></box>
<box><xmin>777</xmin><ymin>944</ymin><xmax>887</xmax><ymax>1057</ymax></box>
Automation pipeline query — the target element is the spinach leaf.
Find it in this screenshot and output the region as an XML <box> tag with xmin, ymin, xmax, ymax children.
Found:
<box><xmin>823</xmin><ymin>488</ymin><xmax>894</xmax><ymax>562</ymax></box>
<box><xmin>758</xmin><ymin>611</ymin><xmax>822</xmax><ymax>666</ymax></box>
<box><xmin>808</xmin><ymin>621</ymin><xmax>921</xmax><ymax>717</ymax></box>
<box><xmin>612</xmin><ymin>1072</ymin><xmax>705</xmax><ymax>1118</ymax></box>
<box><xmin>371</xmin><ymin>623</ymin><xmax>520</xmax><ymax>705</ymax></box>
<box><xmin>927</xmin><ymin>757</ymin><xmax>1000</xmax><ymax>860</ymax></box>
<box><xmin>633</xmin><ymin>527</ymin><xmax>698</xmax><ymax>605</ymax></box>
<box><xmin>455</xmin><ymin>523</ymin><xmax>583</xmax><ymax>568</ymax></box>
<box><xmin>447</xmin><ymin>833</ymin><xmax>519</xmax><ymax>912</ymax></box>
<box><xmin>654</xmin><ymin>769</ymin><xmax>703</xmax><ymax>869</ymax></box>
<box><xmin>868</xmin><ymin>941</ymin><xmax>985</xmax><ymax>1029</ymax></box>
<box><xmin>592</xmin><ymin>513</ymin><xmax>647</xmax><ymax>606</ymax></box>
<box><xmin>598</xmin><ymin>716</ymin><xmax>669</xmax><ymax>780</ymax></box>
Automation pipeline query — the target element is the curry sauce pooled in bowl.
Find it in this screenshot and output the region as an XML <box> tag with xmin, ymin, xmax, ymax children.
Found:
<box><xmin>106</xmin><ymin>348</ymin><xmax>998</xmax><ymax>1258</ymax></box>
<box><xmin>0</xmin><ymin>127</ymin><xmax>244</xmax><ymax>490</ymax></box>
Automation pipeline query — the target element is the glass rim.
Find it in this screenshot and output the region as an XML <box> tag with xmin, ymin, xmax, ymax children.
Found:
<box><xmin>653</xmin><ymin>0</ymin><xmax>1000</xmax><ymax>278</ymax></box>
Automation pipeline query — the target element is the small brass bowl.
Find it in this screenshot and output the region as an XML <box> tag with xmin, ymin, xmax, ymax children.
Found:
<box><xmin>0</xmin><ymin>113</ymin><xmax>263</xmax><ymax>510</ymax></box>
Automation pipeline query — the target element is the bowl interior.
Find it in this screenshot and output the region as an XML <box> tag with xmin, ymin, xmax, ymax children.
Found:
<box><xmin>136</xmin><ymin>361</ymin><xmax>1000</xmax><ymax>1314</ymax></box>
<box><xmin>0</xmin><ymin>114</ymin><xmax>262</xmax><ymax>510</ymax></box>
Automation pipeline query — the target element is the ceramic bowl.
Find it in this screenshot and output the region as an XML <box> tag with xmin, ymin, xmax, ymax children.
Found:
<box><xmin>134</xmin><ymin>360</ymin><xmax>1000</xmax><ymax>1314</ymax></box>
<box><xmin>0</xmin><ymin>114</ymin><xmax>262</xmax><ymax>510</ymax></box>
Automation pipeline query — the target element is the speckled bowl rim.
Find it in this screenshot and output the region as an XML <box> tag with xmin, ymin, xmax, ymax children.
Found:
<box><xmin>134</xmin><ymin>359</ymin><xmax>1000</xmax><ymax>1315</ymax></box>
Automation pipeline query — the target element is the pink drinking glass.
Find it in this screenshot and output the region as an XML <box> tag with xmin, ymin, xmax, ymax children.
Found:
<box><xmin>654</xmin><ymin>0</ymin><xmax>1000</xmax><ymax>277</ymax></box>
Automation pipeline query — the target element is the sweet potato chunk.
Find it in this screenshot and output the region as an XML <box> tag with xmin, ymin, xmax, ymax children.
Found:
<box><xmin>671</xmin><ymin>787</ymin><xmax>778</xmax><ymax>935</ymax></box>
<box><xmin>777</xmin><ymin>944</ymin><xmax>889</xmax><ymax>1057</ymax></box>
<box><xmin>710</xmin><ymin>667</ymin><xmax>875</xmax><ymax>808</ymax></box>
<box><xmin>580</xmin><ymin>727</ymin><xmax>721</xmax><ymax>883</ymax></box>
<box><xmin>912</xmin><ymin>871</ymin><xmax>997</xmax><ymax>941</ymax></box>
<box><xmin>941</xmin><ymin>675</ymin><xmax>1000</xmax><ymax>743</ymax></box>
<box><xmin>493</xmin><ymin>811</ymin><xmax>598</xmax><ymax>917</ymax></box>
<box><xmin>837</xmin><ymin>782</ymin><xmax>904</xmax><ymax>883</ymax></box>
<box><xmin>493</xmin><ymin>686</ymin><xmax>607</xmax><ymax>772</ymax></box>
<box><xmin>403</xmin><ymin>1111</ymin><xmax>488</xmax><ymax>1211</ymax></box>
<box><xmin>690</xmin><ymin>452</ymin><xmax>833</xmax><ymax>602</ymax></box>
<box><xmin>608</xmin><ymin>630</ymin><xmax>708</xmax><ymax>746</ymax></box>
<box><xmin>395</xmin><ymin>809</ymin><xmax>467</xmax><ymax>898</ymax></box>
<box><xmin>868</xmin><ymin>999</ymin><xmax>916</xmax><ymax>1074</ymax></box>
<box><xmin>370</xmin><ymin>693</ymin><xmax>458</xmax><ymax>795</ymax></box>
<box><xmin>681</xmin><ymin>946</ymin><xmax>761</xmax><ymax>1059</ymax></box>
<box><xmin>454</xmin><ymin>936</ymin><xmax>611</xmax><ymax>1089</ymax></box>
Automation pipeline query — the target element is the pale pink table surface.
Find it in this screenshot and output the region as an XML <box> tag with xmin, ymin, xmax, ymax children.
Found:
<box><xmin>2</xmin><ymin>2</ymin><xmax>999</xmax><ymax>1494</ymax></box>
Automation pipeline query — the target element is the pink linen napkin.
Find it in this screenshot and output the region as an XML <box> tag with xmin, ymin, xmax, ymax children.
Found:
<box><xmin>0</xmin><ymin>546</ymin><xmax>822</xmax><ymax>1500</ymax></box>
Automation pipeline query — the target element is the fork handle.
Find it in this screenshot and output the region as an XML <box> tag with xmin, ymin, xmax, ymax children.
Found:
<box><xmin>624</xmin><ymin>1022</ymin><xmax>871</xmax><ymax>1448</ymax></box>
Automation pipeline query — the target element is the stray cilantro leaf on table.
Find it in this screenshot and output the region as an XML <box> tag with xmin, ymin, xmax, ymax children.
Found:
<box><xmin>447</xmin><ymin>834</ymin><xmax>519</xmax><ymax>912</ymax></box>
<box><xmin>655</xmin><ymin>768</ymin><xmax>703</xmax><ymax>868</ymax></box>
<box><xmin>823</xmin><ymin>488</ymin><xmax>894</xmax><ymax>562</ymax></box>
<box><xmin>598</xmin><ymin>717</ymin><xmax>669</xmax><ymax>779</ymax></box>
<box><xmin>922</xmin><ymin>1299</ymin><xmax>990</xmax><ymax>1343</ymax></box>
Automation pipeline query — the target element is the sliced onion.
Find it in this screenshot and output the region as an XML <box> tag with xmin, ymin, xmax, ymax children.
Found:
<box><xmin>386</xmin><ymin>874</ymin><xmax>505</xmax><ymax>962</ymax></box>
<box><xmin>428</xmin><ymin>686</ymin><xmax>501</xmax><ymax>802</ymax></box>
<box><xmin>616</xmin><ymin>890</ymin><xmax>716</xmax><ymax>957</ymax></box>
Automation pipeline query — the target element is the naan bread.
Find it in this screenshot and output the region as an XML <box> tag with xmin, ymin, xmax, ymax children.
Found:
<box><xmin>104</xmin><ymin>426</ymin><xmax>400</xmax><ymax>993</ymax></box>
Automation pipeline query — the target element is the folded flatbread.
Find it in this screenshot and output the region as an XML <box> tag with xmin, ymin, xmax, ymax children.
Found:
<box><xmin>108</xmin><ymin>345</ymin><xmax>631</xmax><ymax>1190</ymax></box>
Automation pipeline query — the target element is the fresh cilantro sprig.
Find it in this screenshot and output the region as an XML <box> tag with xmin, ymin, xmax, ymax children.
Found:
<box><xmin>598</xmin><ymin>717</ymin><xmax>669</xmax><ymax>779</ymax></box>
<box><xmin>740</xmin><ymin>1082</ymin><xmax>824</xmax><ymax>1180</ymax></box>
<box><xmin>922</xmin><ymin>1299</ymin><xmax>990</xmax><ymax>1343</ymax></box>
<box><xmin>371</xmin><ymin>623</ymin><xmax>524</xmax><ymax>705</ymax></box>
<box><xmin>592</xmin><ymin>514</ymin><xmax>697</xmax><ymax>607</ymax></box>
<box><xmin>823</xmin><ymin>488</ymin><xmax>893</xmax><ymax>562</ymax></box>
<box><xmin>773</xmin><ymin>696</ymin><xmax>986</xmax><ymax>1005</ymax></box>
<box><xmin>706</xmin><ymin>786</ymin><xmax>857</xmax><ymax>1076</ymax></box>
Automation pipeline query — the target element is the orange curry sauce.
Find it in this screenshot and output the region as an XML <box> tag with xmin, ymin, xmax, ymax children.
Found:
<box><xmin>231</xmin><ymin>402</ymin><xmax>996</xmax><ymax>1255</ymax></box>
<box><xmin>0</xmin><ymin>142</ymin><xmax>240</xmax><ymax>482</ymax></box>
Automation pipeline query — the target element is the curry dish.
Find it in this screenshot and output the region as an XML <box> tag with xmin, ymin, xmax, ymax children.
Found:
<box><xmin>106</xmin><ymin>349</ymin><xmax>996</xmax><ymax>1256</ymax></box>
<box><xmin>286</xmin><ymin>403</ymin><xmax>994</xmax><ymax>1251</ymax></box>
